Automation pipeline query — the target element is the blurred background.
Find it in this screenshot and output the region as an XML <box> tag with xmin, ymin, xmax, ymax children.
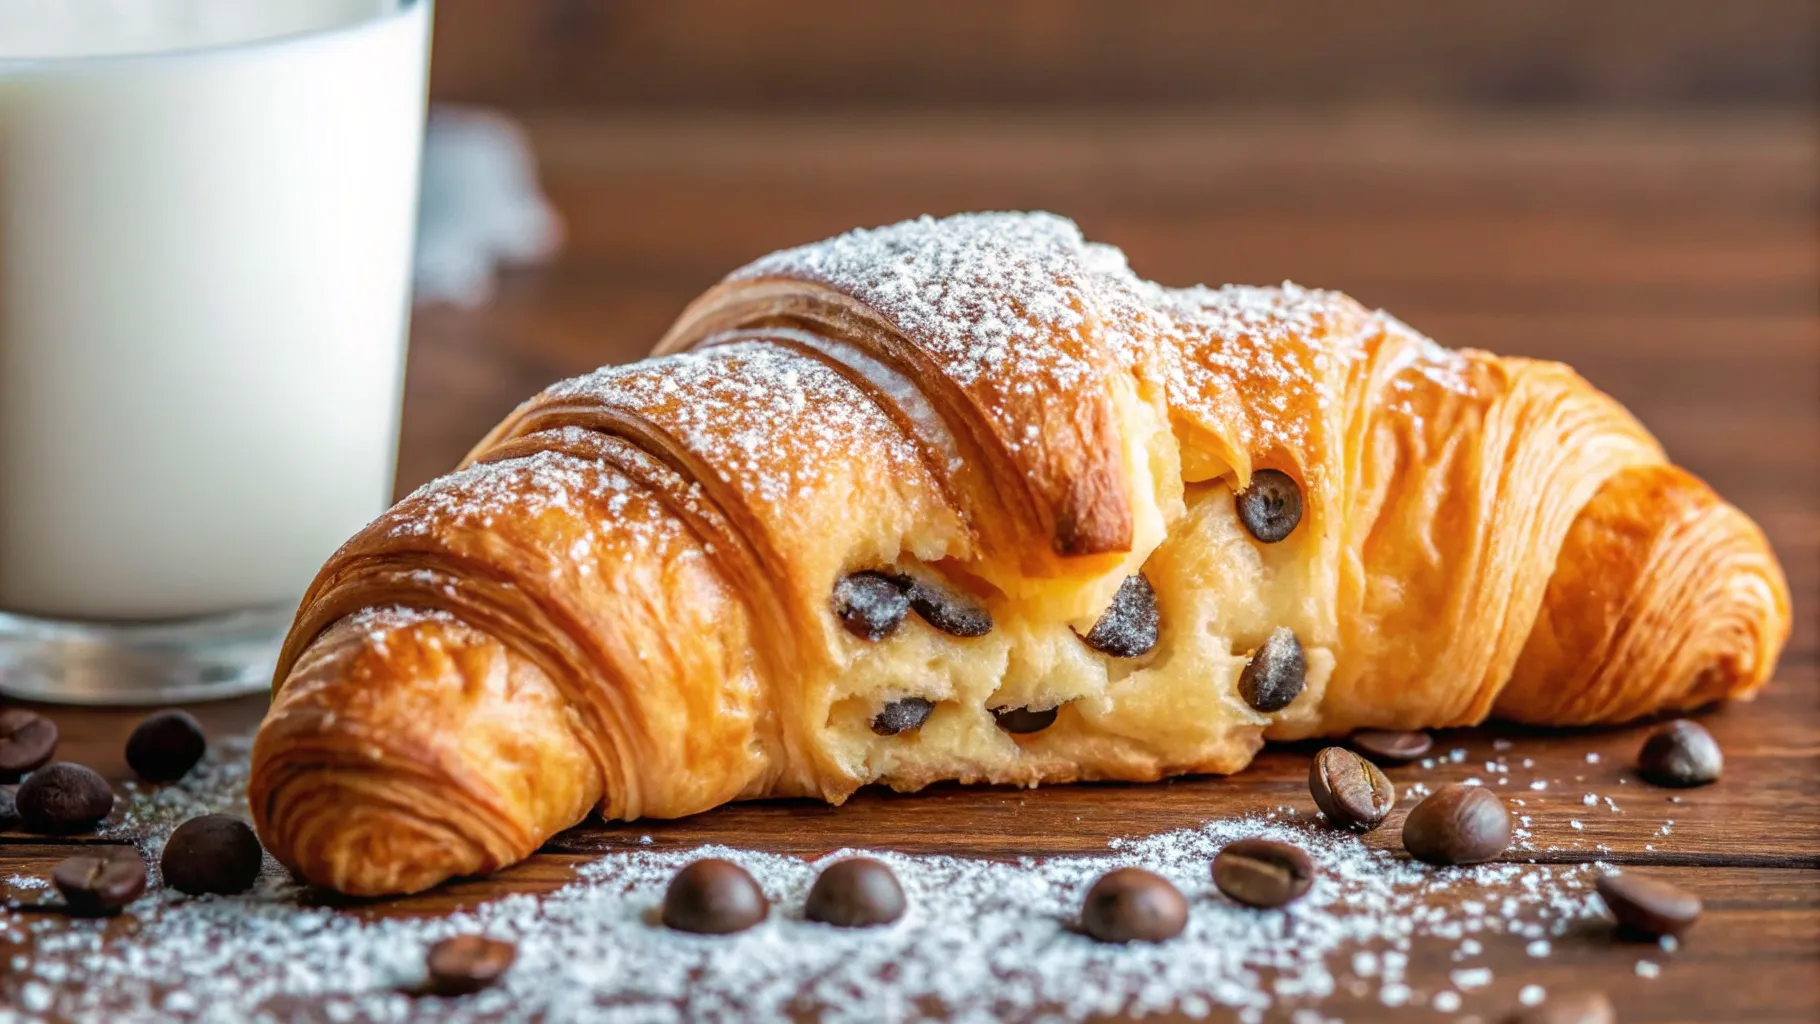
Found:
<box><xmin>403</xmin><ymin>1</ymin><xmax>1816</xmax><ymax>642</ymax></box>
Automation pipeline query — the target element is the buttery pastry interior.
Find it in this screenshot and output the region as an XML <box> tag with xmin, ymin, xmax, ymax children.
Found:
<box><xmin>250</xmin><ymin>212</ymin><xmax>1790</xmax><ymax>896</ymax></box>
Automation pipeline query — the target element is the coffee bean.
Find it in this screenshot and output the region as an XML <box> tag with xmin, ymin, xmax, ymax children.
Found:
<box><xmin>1215</xmin><ymin>836</ymin><xmax>1317</xmax><ymax>909</ymax></box>
<box><xmin>1212</xmin><ymin>838</ymin><xmax>1316</xmax><ymax>908</ymax></box>
<box><xmin>991</xmin><ymin>705</ymin><xmax>1059</xmax><ymax>734</ymax></box>
<box><xmin>1081</xmin><ymin>574</ymin><xmax>1159</xmax><ymax>657</ymax></box>
<box><xmin>833</xmin><ymin>571</ymin><xmax>909</xmax><ymax>641</ymax></box>
<box><xmin>1238</xmin><ymin>628</ymin><xmax>1305</xmax><ymax>713</ymax></box>
<box><xmin>899</xmin><ymin>574</ymin><xmax>992</xmax><ymax>638</ymax></box>
<box><xmin>1504</xmin><ymin>991</ymin><xmax>1615</xmax><ymax>1024</ymax></box>
<box><xmin>125</xmin><ymin>710</ymin><xmax>207</xmax><ymax>783</ymax></box>
<box><xmin>16</xmin><ymin>762</ymin><xmax>113</xmax><ymax>833</ymax></box>
<box><xmin>1636</xmin><ymin>719</ymin><xmax>1722</xmax><ymax>788</ymax></box>
<box><xmin>805</xmin><ymin>857</ymin><xmax>906</xmax><ymax>928</ymax></box>
<box><xmin>871</xmin><ymin>697</ymin><xmax>936</xmax><ymax>736</ymax></box>
<box><xmin>425</xmin><ymin>934</ymin><xmax>516</xmax><ymax>996</ymax></box>
<box><xmin>51</xmin><ymin>848</ymin><xmax>147</xmax><ymax>916</ymax></box>
<box><xmin>1350</xmin><ymin>729</ymin><xmax>1433</xmax><ymax>764</ymax></box>
<box><xmin>1235</xmin><ymin>469</ymin><xmax>1303</xmax><ymax>543</ymax></box>
<box><xmin>0</xmin><ymin>709</ymin><xmax>58</xmax><ymax>782</ymax></box>
<box><xmin>661</xmin><ymin>858</ymin><xmax>768</xmax><ymax>934</ymax></box>
<box><xmin>1402</xmin><ymin>784</ymin><xmax>1511</xmax><ymax>865</ymax></box>
<box><xmin>0</xmin><ymin>786</ymin><xmax>16</xmax><ymax>830</ymax></box>
<box><xmin>1080</xmin><ymin>867</ymin><xmax>1187</xmax><ymax>943</ymax></box>
<box><xmin>1595</xmin><ymin>872</ymin><xmax>1702</xmax><ymax>938</ymax></box>
<box><xmin>1309</xmin><ymin>747</ymin><xmax>1396</xmax><ymax>833</ymax></box>
<box><xmin>161</xmin><ymin>814</ymin><xmax>263</xmax><ymax>895</ymax></box>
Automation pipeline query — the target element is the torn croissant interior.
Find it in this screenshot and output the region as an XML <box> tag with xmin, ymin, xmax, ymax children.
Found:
<box><xmin>249</xmin><ymin>212</ymin><xmax>1790</xmax><ymax>896</ymax></box>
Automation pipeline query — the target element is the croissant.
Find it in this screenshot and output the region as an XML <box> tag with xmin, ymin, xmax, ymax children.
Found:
<box><xmin>249</xmin><ymin>212</ymin><xmax>1789</xmax><ymax>896</ymax></box>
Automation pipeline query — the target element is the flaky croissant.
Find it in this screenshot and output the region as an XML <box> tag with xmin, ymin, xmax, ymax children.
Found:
<box><xmin>250</xmin><ymin>212</ymin><xmax>1788</xmax><ymax>895</ymax></box>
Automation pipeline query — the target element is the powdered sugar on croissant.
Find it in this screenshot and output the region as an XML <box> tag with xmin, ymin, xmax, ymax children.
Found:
<box><xmin>251</xmin><ymin>213</ymin><xmax>1788</xmax><ymax>895</ymax></box>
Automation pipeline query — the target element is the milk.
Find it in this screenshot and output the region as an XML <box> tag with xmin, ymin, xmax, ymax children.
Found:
<box><xmin>0</xmin><ymin>1</ymin><xmax>430</xmax><ymax>623</ymax></box>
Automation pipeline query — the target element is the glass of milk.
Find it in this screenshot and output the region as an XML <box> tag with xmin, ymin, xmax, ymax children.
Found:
<box><xmin>0</xmin><ymin>0</ymin><xmax>431</xmax><ymax>703</ymax></box>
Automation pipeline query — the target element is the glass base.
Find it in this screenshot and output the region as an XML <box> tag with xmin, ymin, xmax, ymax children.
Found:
<box><xmin>0</xmin><ymin>604</ymin><xmax>290</xmax><ymax>705</ymax></box>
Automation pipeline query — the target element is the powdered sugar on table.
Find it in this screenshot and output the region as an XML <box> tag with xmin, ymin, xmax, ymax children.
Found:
<box><xmin>3</xmin><ymin>741</ymin><xmax>1612</xmax><ymax>1024</ymax></box>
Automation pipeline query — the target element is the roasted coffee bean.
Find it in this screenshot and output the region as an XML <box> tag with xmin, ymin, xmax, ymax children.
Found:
<box><xmin>1402</xmin><ymin>784</ymin><xmax>1511</xmax><ymax>865</ymax></box>
<box><xmin>1212</xmin><ymin>838</ymin><xmax>1316</xmax><ymax>909</ymax></box>
<box><xmin>161</xmin><ymin>814</ymin><xmax>263</xmax><ymax>895</ymax></box>
<box><xmin>125</xmin><ymin>710</ymin><xmax>207</xmax><ymax>783</ymax></box>
<box><xmin>1081</xmin><ymin>574</ymin><xmax>1159</xmax><ymax>658</ymax></box>
<box><xmin>1080</xmin><ymin>867</ymin><xmax>1187</xmax><ymax>943</ymax></box>
<box><xmin>1595</xmin><ymin>872</ymin><xmax>1702</xmax><ymax>938</ymax></box>
<box><xmin>833</xmin><ymin>571</ymin><xmax>909</xmax><ymax>641</ymax></box>
<box><xmin>1504</xmin><ymin>991</ymin><xmax>1616</xmax><ymax>1024</ymax></box>
<box><xmin>425</xmin><ymin>934</ymin><xmax>516</xmax><ymax>996</ymax></box>
<box><xmin>1235</xmin><ymin>469</ymin><xmax>1303</xmax><ymax>543</ymax></box>
<box><xmin>51</xmin><ymin>848</ymin><xmax>147</xmax><ymax>916</ymax></box>
<box><xmin>1350</xmin><ymin>729</ymin><xmax>1433</xmax><ymax>765</ymax></box>
<box><xmin>805</xmin><ymin>857</ymin><xmax>906</xmax><ymax>928</ymax></box>
<box><xmin>991</xmin><ymin>705</ymin><xmax>1059</xmax><ymax>734</ymax></box>
<box><xmin>0</xmin><ymin>786</ymin><xmax>16</xmax><ymax>830</ymax></box>
<box><xmin>899</xmin><ymin>575</ymin><xmax>993</xmax><ymax>638</ymax></box>
<box><xmin>1309</xmin><ymin>747</ymin><xmax>1396</xmax><ymax>833</ymax></box>
<box><xmin>0</xmin><ymin>709</ymin><xmax>58</xmax><ymax>782</ymax></box>
<box><xmin>1636</xmin><ymin>719</ymin><xmax>1722</xmax><ymax>788</ymax></box>
<box><xmin>662</xmin><ymin>858</ymin><xmax>768</xmax><ymax>934</ymax></box>
<box><xmin>16</xmin><ymin>762</ymin><xmax>113</xmax><ymax>833</ymax></box>
<box><xmin>1237</xmin><ymin>628</ymin><xmax>1306</xmax><ymax>713</ymax></box>
<box><xmin>871</xmin><ymin>697</ymin><xmax>936</xmax><ymax>736</ymax></box>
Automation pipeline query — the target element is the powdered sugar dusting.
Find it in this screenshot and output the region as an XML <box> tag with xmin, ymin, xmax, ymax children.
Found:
<box><xmin>4</xmin><ymin>744</ymin><xmax>1613</xmax><ymax>1024</ymax></box>
<box><xmin>737</xmin><ymin>212</ymin><xmax>1100</xmax><ymax>390</ymax></box>
<box><xmin>391</xmin><ymin>448</ymin><xmax>643</xmax><ymax>540</ymax></box>
<box><xmin>733</xmin><ymin>211</ymin><xmax>1468</xmax><ymax>459</ymax></box>
<box><xmin>548</xmin><ymin>342</ymin><xmax>923</xmax><ymax>512</ymax></box>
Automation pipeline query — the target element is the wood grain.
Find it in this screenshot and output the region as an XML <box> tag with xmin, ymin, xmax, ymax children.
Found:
<box><xmin>427</xmin><ymin>0</ymin><xmax>1818</xmax><ymax>110</ymax></box>
<box><xmin>3</xmin><ymin>111</ymin><xmax>1817</xmax><ymax>1021</ymax></box>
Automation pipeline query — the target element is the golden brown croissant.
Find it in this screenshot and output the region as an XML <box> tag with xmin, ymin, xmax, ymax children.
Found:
<box><xmin>250</xmin><ymin>212</ymin><xmax>1789</xmax><ymax>895</ymax></box>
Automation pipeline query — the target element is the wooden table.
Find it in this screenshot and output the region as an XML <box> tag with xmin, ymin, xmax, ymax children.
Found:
<box><xmin>3</xmin><ymin>111</ymin><xmax>1816</xmax><ymax>1021</ymax></box>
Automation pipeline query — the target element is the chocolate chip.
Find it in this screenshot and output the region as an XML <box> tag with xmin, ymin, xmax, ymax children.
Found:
<box><xmin>1350</xmin><ymin>729</ymin><xmax>1433</xmax><ymax>764</ymax></box>
<box><xmin>1237</xmin><ymin>628</ymin><xmax>1305</xmax><ymax>713</ymax></box>
<box><xmin>1504</xmin><ymin>991</ymin><xmax>1615</xmax><ymax>1024</ymax></box>
<box><xmin>0</xmin><ymin>709</ymin><xmax>58</xmax><ymax>782</ymax></box>
<box><xmin>871</xmin><ymin>697</ymin><xmax>935</xmax><ymax>736</ymax></box>
<box><xmin>1211</xmin><ymin>838</ymin><xmax>1316</xmax><ymax>908</ymax></box>
<box><xmin>805</xmin><ymin>857</ymin><xmax>906</xmax><ymax>928</ymax></box>
<box><xmin>899</xmin><ymin>575</ymin><xmax>992</xmax><ymax>638</ymax></box>
<box><xmin>1595</xmin><ymin>872</ymin><xmax>1702</xmax><ymax>938</ymax></box>
<box><xmin>991</xmin><ymin>705</ymin><xmax>1059</xmax><ymax>734</ymax></box>
<box><xmin>15</xmin><ymin>762</ymin><xmax>113</xmax><ymax>834</ymax></box>
<box><xmin>51</xmin><ymin>848</ymin><xmax>147</xmax><ymax>916</ymax></box>
<box><xmin>125</xmin><ymin>710</ymin><xmax>207</xmax><ymax>783</ymax></box>
<box><xmin>160</xmin><ymin>814</ymin><xmax>263</xmax><ymax>895</ymax></box>
<box><xmin>1636</xmin><ymin>719</ymin><xmax>1722</xmax><ymax>788</ymax></box>
<box><xmin>1309</xmin><ymin>747</ymin><xmax>1396</xmax><ymax>833</ymax></box>
<box><xmin>1235</xmin><ymin>469</ymin><xmax>1302</xmax><ymax>543</ymax></box>
<box><xmin>1402</xmin><ymin>784</ymin><xmax>1511</xmax><ymax>865</ymax></box>
<box><xmin>1080</xmin><ymin>867</ymin><xmax>1187</xmax><ymax>943</ymax></box>
<box><xmin>0</xmin><ymin>786</ymin><xmax>16</xmax><ymax>830</ymax></box>
<box><xmin>833</xmin><ymin>571</ymin><xmax>909</xmax><ymax>641</ymax></box>
<box><xmin>1081</xmin><ymin>574</ymin><xmax>1159</xmax><ymax>657</ymax></box>
<box><xmin>425</xmin><ymin>934</ymin><xmax>516</xmax><ymax>996</ymax></box>
<box><xmin>661</xmin><ymin>858</ymin><xmax>768</xmax><ymax>934</ymax></box>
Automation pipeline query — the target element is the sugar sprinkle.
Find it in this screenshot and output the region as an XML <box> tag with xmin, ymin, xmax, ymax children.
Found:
<box><xmin>0</xmin><ymin>741</ymin><xmax>1617</xmax><ymax>1024</ymax></box>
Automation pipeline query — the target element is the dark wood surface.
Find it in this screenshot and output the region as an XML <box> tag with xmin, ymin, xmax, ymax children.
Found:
<box><xmin>3</xmin><ymin>111</ymin><xmax>1817</xmax><ymax>1021</ymax></box>
<box><xmin>427</xmin><ymin>0</ymin><xmax>1818</xmax><ymax>110</ymax></box>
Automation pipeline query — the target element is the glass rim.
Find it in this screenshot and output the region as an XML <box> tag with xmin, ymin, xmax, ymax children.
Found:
<box><xmin>0</xmin><ymin>0</ymin><xmax>425</xmax><ymax>71</ymax></box>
